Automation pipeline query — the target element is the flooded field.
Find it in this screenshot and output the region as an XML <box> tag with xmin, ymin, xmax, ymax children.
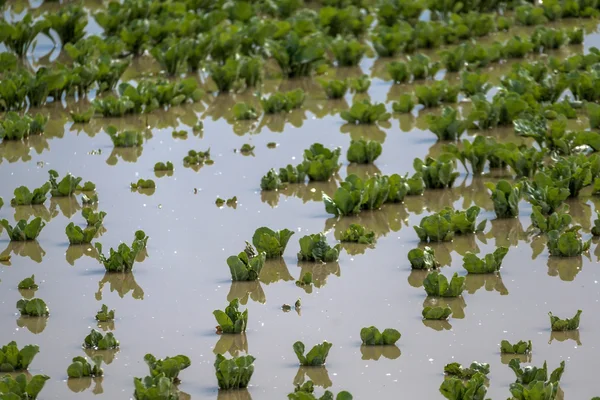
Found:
<box><xmin>1</xmin><ymin>0</ymin><xmax>600</xmax><ymax>399</ymax></box>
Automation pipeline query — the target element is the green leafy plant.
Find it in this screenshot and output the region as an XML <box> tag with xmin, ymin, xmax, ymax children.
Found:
<box><xmin>0</xmin><ymin>342</ymin><xmax>40</xmax><ymax>371</ymax></box>
<box><xmin>252</xmin><ymin>227</ymin><xmax>294</xmax><ymax>258</ymax></box>
<box><xmin>213</xmin><ymin>299</ymin><xmax>248</xmax><ymax>334</ymax></box>
<box><xmin>227</xmin><ymin>244</ymin><xmax>267</xmax><ymax>281</ymax></box>
<box><xmin>501</xmin><ymin>340</ymin><xmax>532</xmax><ymax>354</ymax></box>
<box><xmin>93</xmin><ymin>96</ymin><xmax>135</xmax><ymax>117</ymax></box>
<box><xmin>350</xmin><ymin>75</ymin><xmax>371</xmax><ymax>93</ymax></box>
<box><xmin>392</xmin><ymin>94</ymin><xmax>414</xmax><ymax>113</ymax></box>
<box><xmin>150</xmin><ymin>38</ymin><xmax>191</xmax><ymax>76</ymax></box>
<box><xmin>261</xmin><ymin>169</ymin><xmax>282</xmax><ymax>191</ymax></box>
<box><xmin>340</xmin><ymin>224</ymin><xmax>375</xmax><ymax>245</ymax></box>
<box><xmin>341</xmin><ymin>100</ymin><xmax>390</xmax><ymax>124</ymax></box>
<box><xmin>66</xmin><ymin>222</ymin><xmax>101</xmax><ymax>245</ymax></box>
<box><xmin>1</xmin><ymin>217</ymin><xmax>45</xmax><ymax>241</ymax></box>
<box><xmin>346</xmin><ymin>139</ymin><xmax>382</xmax><ymax>164</ymax></box>
<box><xmin>82</xmin><ymin>208</ymin><xmax>105</xmax><ymax>226</ymax></box>
<box><xmin>387</xmin><ymin>61</ymin><xmax>409</xmax><ymax>84</ymax></box>
<box><xmin>70</xmin><ymin>109</ymin><xmax>95</xmax><ymax>123</ymax></box>
<box><xmin>0</xmin><ymin>14</ymin><xmax>52</xmax><ymax>58</ymax></box>
<box><xmin>331</xmin><ymin>37</ymin><xmax>366</xmax><ymax>66</ymax></box>
<box><xmin>443</xmin><ymin>136</ymin><xmax>496</xmax><ymax>175</ymax></box>
<box><xmin>423</xmin><ymin>271</ymin><xmax>465</xmax><ymax>297</ymax></box>
<box><xmin>530</xmin><ymin>205</ymin><xmax>572</xmax><ymax>233</ymax></box>
<box><xmin>415</xmin><ymin>206</ymin><xmax>486</xmax><ymax>242</ymax></box>
<box><xmin>320</xmin><ymin>79</ymin><xmax>348</xmax><ymax>99</ymax></box>
<box><xmin>297</xmin><ymin>233</ymin><xmax>341</xmax><ymax>262</ymax></box>
<box><xmin>233</xmin><ymin>102</ymin><xmax>259</xmax><ymax>120</ymax></box>
<box><xmin>462</xmin><ymin>247</ymin><xmax>509</xmax><ymax>274</ymax></box>
<box><xmin>133</xmin><ymin>373</ymin><xmax>178</xmax><ymax>400</ymax></box>
<box><xmin>16</xmin><ymin>298</ymin><xmax>49</xmax><ymax>317</ymax></box>
<box><xmin>95</xmin><ymin>304</ymin><xmax>115</xmax><ymax>322</ymax></box>
<box><xmin>301</xmin><ymin>143</ymin><xmax>341</xmax><ymax>182</ymax></box>
<box><xmin>523</xmin><ymin>175</ymin><xmax>570</xmax><ymax>215</ymax></box>
<box><xmin>107</xmin><ymin>126</ymin><xmax>143</xmax><ymax>147</ymax></box>
<box><xmin>183</xmin><ymin>149</ymin><xmax>211</xmax><ymax>166</ymax></box>
<box><xmin>268</xmin><ymin>32</ymin><xmax>326</xmax><ymax>77</ymax></box>
<box><xmin>261</xmin><ymin>89</ymin><xmax>305</xmax><ymax>113</ymax></box>
<box><xmin>131</xmin><ymin>179</ymin><xmax>156</xmax><ymax>190</ymax></box>
<box><xmin>11</xmin><ymin>183</ymin><xmax>50</xmax><ymax>206</ymax></box>
<box><xmin>548</xmin><ymin>310</ymin><xmax>582</xmax><ymax>331</ymax></box>
<box><xmin>95</xmin><ymin>230</ymin><xmax>149</xmax><ymax>272</ymax></box>
<box><xmin>289</xmin><ymin>382</ymin><xmax>353</xmax><ymax>400</ymax></box>
<box><xmin>460</xmin><ymin>71</ymin><xmax>491</xmax><ymax>96</ymax></box>
<box><xmin>214</xmin><ymin>354</ymin><xmax>255</xmax><ymax>390</ymax></box>
<box><xmin>508</xmin><ymin>359</ymin><xmax>565</xmax><ymax>400</ymax></box>
<box><xmin>45</xmin><ymin>5</ymin><xmax>87</xmax><ymax>45</ymax></box>
<box><xmin>48</xmin><ymin>170</ymin><xmax>82</xmax><ymax>197</ymax></box>
<box><xmin>18</xmin><ymin>275</ymin><xmax>38</xmax><ymax>290</ymax></box>
<box><xmin>426</xmin><ymin>107</ymin><xmax>467</xmax><ymax>141</ymax></box>
<box><xmin>0</xmin><ymin>112</ymin><xmax>48</xmax><ymax>140</ymax></box>
<box><xmin>439</xmin><ymin>372</ymin><xmax>488</xmax><ymax>400</ymax></box>
<box><xmin>144</xmin><ymin>353</ymin><xmax>191</xmax><ymax>382</ymax></box>
<box><xmin>444</xmin><ymin>362</ymin><xmax>490</xmax><ymax>379</ymax></box>
<box><xmin>485</xmin><ymin>180</ymin><xmax>521</xmax><ymax>218</ymax></box>
<box><xmin>83</xmin><ymin>329</ymin><xmax>119</xmax><ymax>350</ymax></box>
<box><xmin>0</xmin><ymin>374</ymin><xmax>49</xmax><ymax>399</ymax></box>
<box><xmin>67</xmin><ymin>356</ymin><xmax>104</xmax><ymax>378</ymax></box>
<box><xmin>413</xmin><ymin>156</ymin><xmax>459</xmax><ymax>189</ymax></box>
<box><xmin>360</xmin><ymin>327</ymin><xmax>401</xmax><ymax>346</ymax></box>
<box><xmin>422</xmin><ymin>306</ymin><xmax>452</xmax><ymax>320</ymax></box>
<box><xmin>293</xmin><ymin>341</ymin><xmax>332</xmax><ymax>366</ymax></box>
<box><xmin>296</xmin><ymin>271</ymin><xmax>313</xmax><ymax>287</ymax></box>
<box><xmin>154</xmin><ymin>162</ymin><xmax>174</xmax><ymax>172</ymax></box>
<box><xmin>408</xmin><ymin>246</ymin><xmax>440</xmax><ymax>270</ymax></box>
<box><xmin>415</xmin><ymin>81</ymin><xmax>459</xmax><ymax>108</ymax></box>
<box><xmin>547</xmin><ymin>227</ymin><xmax>591</xmax><ymax>257</ymax></box>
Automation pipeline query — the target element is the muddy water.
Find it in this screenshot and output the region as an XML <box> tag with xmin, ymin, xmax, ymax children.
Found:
<box><xmin>2</xmin><ymin>4</ymin><xmax>600</xmax><ymax>400</ymax></box>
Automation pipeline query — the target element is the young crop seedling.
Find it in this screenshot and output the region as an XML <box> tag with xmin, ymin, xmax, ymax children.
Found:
<box><xmin>154</xmin><ymin>162</ymin><xmax>174</xmax><ymax>172</ymax></box>
<box><xmin>213</xmin><ymin>299</ymin><xmax>248</xmax><ymax>334</ymax></box>
<box><xmin>546</xmin><ymin>227</ymin><xmax>591</xmax><ymax>257</ymax></box>
<box><xmin>83</xmin><ymin>329</ymin><xmax>119</xmax><ymax>350</ymax></box>
<box><xmin>130</xmin><ymin>179</ymin><xmax>156</xmax><ymax>190</ymax></box>
<box><xmin>346</xmin><ymin>139</ymin><xmax>382</xmax><ymax>164</ymax></box>
<box><xmin>233</xmin><ymin>103</ymin><xmax>259</xmax><ymax>120</ymax></box>
<box><xmin>293</xmin><ymin>341</ymin><xmax>332</xmax><ymax>366</ymax></box>
<box><xmin>350</xmin><ymin>75</ymin><xmax>371</xmax><ymax>93</ymax></box>
<box><xmin>444</xmin><ymin>361</ymin><xmax>490</xmax><ymax>379</ymax></box>
<box><xmin>422</xmin><ymin>306</ymin><xmax>452</xmax><ymax>320</ymax></box>
<box><xmin>133</xmin><ymin>373</ymin><xmax>179</xmax><ymax>399</ymax></box>
<box><xmin>297</xmin><ymin>233</ymin><xmax>341</xmax><ymax>262</ymax></box>
<box><xmin>1</xmin><ymin>217</ymin><xmax>45</xmax><ymax>241</ymax></box>
<box><xmin>48</xmin><ymin>170</ymin><xmax>82</xmax><ymax>197</ymax></box>
<box><xmin>443</xmin><ymin>136</ymin><xmax>497</xmax><ymax>175</ymax></box>
<box><xmin>301</xmin><ymin>143</ymin><xmax>341</xmax><ymax>182</ymax></box>
<box><xmin>107</xmin><ymin>126</ymin><xmax>144</xmax><ymax>147</ymax></box>
<box><xmin>0</xmin><ymin>342</ymin><xmax>40</xmax><ymax>371</ymax></box>
<box><xmin>0</xmin><ymin>112</ymin><xmax>48</xmax><ymax>140</ymax></box>
<box><xmin>413</xmin><ymin>156</ymin><xmax>459</xmax><ymax>189</ymax></box>
<box><xmin>16</xmin><ymin>298</ymin><xmax>49</xmax><ymax>317</ymax></box>
<box><xmin>360</xmin><ymin>327</ymin><xmax>401</xmax><ymax>346</ymax></box>
<box><xmin>261</xmin><ymin>89</ymin><xmax>305</xmax><ymax>114</ymax></box>
<box><xmin>339</xmin><ymin>224</ymin><xmax>376</xmax><ymax>245</ymax></box>
<box><xmin>392</xmin><ymin>94</ymin><xmax>414</xmax><ymax>113</ymax></box>
<box><xmin>408</xmin><ymin>247</ymin><xmax>440</xmax><ymax>270</ymax></box>
<box><xmin>95</xmin><ymin>230</ymin><xmax>148</xmax><ymax>272</ymax></box>
<box><xmin>227</xmin><ymin>243</ymin><xmax>266</xmax><ymax>281</ymax></box>
<box><xmin>95</xmin><ymin>304</ymin><xmax>115</xmax><ymax>322</ymax></box>
<box><xmin>462</xmin><ymin>247</ymin><xmax>509</xmax><ymax>274</ymax></box>
<box><xmin>18</xmin><ymin>275</ymin><xmax>38</xmax><ymax>290</ymax></box>
<box><xmin>82</xmin><ymin>208</ymin><xmax>106</xmax><ymax>226</ymax></box>
<box><xmin>548</xmin><ymin>310</ymin><xmax>582</xmax><ymax>331</ymax></box>
<box><xmin>508</xmin><ymin>359</ymin><xmax>565</xmax><ymax>399</ymax></box>
<box><xmin>0</xmin><ymin>374</ymin><xmax>49</xmax><ymax>399</ymax></box>
<box><xmin>530</xmin><ymin>205</ymin><xmax>572</xmax><ymax>233</ymax></box>
<box><xmin>66</xmin><ymin>222</ymin><xmax>102</xmax><ymax>245</ymax></box>
<box><xmin>500</xmin><ymin>340</ymin><xmax>532</xmax><ymax>355</ymax></box>
<box><xmin>144</xmin><ymin>353</ymin><xmax>191</xmax><ymax>382</ymax></box>
<box><xmin>67</xmin><ymin>356</ymin><xmax>104</xmax><ymax>378</ymax></box>
<box><xmin>341</xmin><ymin>100</ymin><xmax>391</xmax><ymax>125</ymax></box>
<box><xmin>414</xmin><ymin>207</ymin><xmax>486</xmax><ymax>242</ymax></box>
<box><xmin>423</xmin><ymin>271</ymin><xmax>465</xmax><ymax>297</ymax></box>
<box><xmin>252</xmin><ymin>227</ymin><xmax>294</xmax><ymax>258</ymax></box>
<box><xmin>426</xmin><ymin>107</ymin><xmax>467</xmax><ymax>141</ymax></box>
<box><xmin>214</xmin><ymin>354</ymin><xmax>255</xmax><ymax>390</ymax></box>
<box><xmin>319</xmin><ymin>79</ymin><xmax>348</xmax><ymax>99</ymax></box>
<box><xmin>439</xmin><ymin>372</ymin><xmax>488</xmax><ymax>399</ymax></box>
<box><xmin>183</xmin><ymin>149</ymin><xmax>212</xmax><ymax>166</ymax></box>
<box><xmin>485</xmin><ymin>180</ymin><xmax>521</xmax><ymax>218</ymax></box>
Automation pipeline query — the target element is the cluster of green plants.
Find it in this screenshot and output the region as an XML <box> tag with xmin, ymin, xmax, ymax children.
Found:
<box><xmin>0</xmin><ymin>112</ymin><xmax>47</xmax><ymax>140</ymax></box>
<box><xmin>360</xmin><ymin>327</ymin><xmax>401</xmax><ymax>346</ymax></box>
<box><xmin>67</xmin><ymin>356</ymin><xmax>104</xmax><ymax>378</ymax></box>
<box><xmin>414</xmin><ymin>206</ymin><xmax>486</xmax><ymax>242</ymax></box>
<box><xmin>83</xmin><ymin>329</ymin><xmax>120</xmax><ymax>350</ymax></box>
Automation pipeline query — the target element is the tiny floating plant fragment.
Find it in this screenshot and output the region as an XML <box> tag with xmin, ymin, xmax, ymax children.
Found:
<box><xmin>360</xmin><ymin>327</ymin><xmax>401</xmax><ymax>346</ymax></box>
<box><xmin>213</xmin><ymin>299</ymin><xmax>248</xmax><ymax>334</ymax></box>
<box><xmin>67</xmin><ymin>355</ymin><xmax>104</xmax><ymax>378</ymax></box>
<box><xmin>214</xmin><ymin>354</ymin><xmax>255</xmax><ymax>390</ymax></box>
<box><xmin>549</xmin><ymin>310</ymin><xmax>582</xmax><ymax>331</ymax></box>
<box><xmin>422</xmin><ymin>306</ymin><xmax>452</xmax><ymax>320</ymax></box>
<box><xmin>16</xmin><ymin>298</ymin><xmax>49</xmax><ymax>317</ymax></box>
<box><xmin>408</xmin><ymin>246</ymin><xmax>439</xmax><ymax>270</ymax></box>
<box><xmin>83</xmin><ymin>329</ymin><xmax>119</xmax><ymax>350</ymax></box>
<box><xmin>423</xmin><ymin>271</ymin><xmax>465</xmax><ymax>297</ymax></box>
<box><xmin>500</xmin><ymin>340</ymin><xmax>532</xmax><ymax>355</ymax></box>
<box><xmin>293</xmin><ymin>341</ymin><xmax>332</xmax><ymax>366</ymax></box>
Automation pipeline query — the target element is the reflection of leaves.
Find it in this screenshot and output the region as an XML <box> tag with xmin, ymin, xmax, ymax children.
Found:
<box><xmin>96</xmin><ymin>272</ymin><xmax>144</xmax><ymax>300</ymax></box>
<box><xmin>97</xmin><ymin>320</ymin><xmax>115</xmax><ymax>332</ymax></box>
<box><xmin>259</xmin><ymin>258</ymin><xmax>293</xmax><ymax>284</ymax></box>
<box><xmin>1</xmin><ymin>241</ymin><xmax>46</xmax><ymax>263</ymax></box>
<box><xmin>18</xmin><ymin>288</ymin><xmax>36</xmax><ymax>299</ymax></box>
<box><xmin>0</xmin><ymin>135</ymin><xmax>49</xmax><ymax>164</ymax></box>
<box><xmin>486</xmin><ymin>218</ymin><xmax>526</xmax><ymax>248</ymax></box>
<box><xmin>154</xmin><ymin>170</ymin><xmax>174</xmax><ymax>178</ymax></box>
<box><xmin>66</xmin><ymin>244</ymin><xmax>100</xmax><ymax>266</ymax></box>
<box><xmin>308</xmin><ymin>98</ymin><xmax>349</xmax><ymax>119</ymax></box>
<box><xmin>458</xmin><ymin>177</ymin><xmax>494</xmax><ymax>210</ymax></box>
<box><xmin>567</xmin><ymin>198</ymin><xmax>591</xmax><ymax>231</ymax></box>
<box><xmin>216</xmin><ymin>388</ymin><xmax>252</xmax><ymax>400</ymax></box>
<box><xmin>549</xmin><ymin>330</ymin><xmax>582</xmax><ymax>345</ymax></box>
<box><xmin>422</xmin><ymin>319</ymin><xmax>452</xmax><ymax>331</ymax></box>
<box><xmin>465</xmin><ymin>273</ymin><xmax>509</xmax><ymax>295</ymax></box>
<box><xmin>106</xmin><ymin>147</ymin><xmax>143</xmax><ymax>165</ymax></box>
<box><xmin>83</xmin><ymin>348</ymin><xmax>119</xmax><ymax>365</ymax></box>
<box><xmin>256</xmin><ymin>109</ymin><xmax>307</xmax><ymax>133</ymax></box>
<box><xmin>293</xmin><ymin>366</ymin><xmax>332</xmax><ymax>388</ymax></box>
<box><xmin>340</xmin><ymin>124</ymin><xmax>386</xmax><ymax>143</ymax></box>
<box><xmin>227</xmin><ymin>281</ymin><xmax>266</xmax><ymax>304</ymax></box>
<box><xmin>500</xmin><ymin>353</ymin><xmax>531</xmax><ymax>365</ymax></box>
<box><xmin>297</xmin><ymin>261</ymin><xmax>340</xmax><ymax>288</ymax></box>
<box><xmin>50</xmin><ymin>196</ymin><xmax>81</xmax><ymax>219</ymax></box>
<box><xmin>16</xmin><ymin>315</ymin><xmax>48</xmax><ymax>334</ymax></box>
<box><xmin>213</xmin><ymin>333</ymin><xmax>248</xmax><ymax>357</ymax></box>
<box><xmin>67</xmin><ymin>377</ymin><xmax>103</xmax><ymax>394</ymax></box>
<box><xmin>397</xmin><ymin>114</ymin><xmax>416</xmax><ymax>132</ymax></box>
<box><xmin>14</xmin><ymin>205</ymin><xmax>56</xmax><ymax>223</ymax></box>
<box><xmin>530</xmin><ymin>235</ymin><xmax>546</xmax><ymax>260</ymax></box>
<box><xmin>262</xmin><ymin>181</ymin><xmax>339</xmax><ymax>206</ymax></box>
<box><xmin>547</xmin><ymin>256</ymin><xmax>584</xmax><ymax>282</ymax></box>
<box><xmin>132</xmin><ymin>187</ymin><xmax>156</xmax><ymax>196</ymax></box>
<box><xmin>360</xmin><ymin>345</ymin><xmax>401</xmax><ymax>361</ymax></box>
<box><xmin>407</xmin><ymin>269</ymin><xmax>429</xmax><ymax>288</ymax></box>
<box><xmin>423</xmin><ymin>296</ymin><xmax>466</xmax><ymax>319</ymax></box>
<box><xmin>346</xmin><ymin>163</ymin><xmax>382</xmax><ymax>180</ymax></box>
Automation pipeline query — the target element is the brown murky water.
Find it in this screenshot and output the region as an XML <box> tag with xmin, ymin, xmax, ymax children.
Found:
<box><xmin>1</xmin><ymin>3</ymin><xmax>600</xmax><ymax>400</ymax></box>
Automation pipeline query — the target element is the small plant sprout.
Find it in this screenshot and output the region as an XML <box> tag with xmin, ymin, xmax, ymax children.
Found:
<box><xmin>144</xmin><ymin>353</ymin><xmax>191</xmax><ymax>382</ymax></box>
<box><xmin>130</xmin><ymin>179</ymin><xmax>156</xmax><ymax>190</ymax></box>
<box><xmin>67</xmin><ymin>356</ymin><xmax>104</xmax><ymax>378</ymax></box>
<box><xmin>154</xmin><ymin>161</ymin><xmax>174</xmax><ymax>172</ymax></box>
<box><xmin>213</xmin><ymin>299</ymin><xmax>248</xmax><ymax>334</ymax></box>
<box><xmin>500</xmin><ymin>340</ymin><xmax>532</xmax><ymax>354</ymax></box>
<box><xmin>227</xmin><ymin>243</ymin><xmax>266</xmax><ymax>281</ymax></box>
<box><xmin>462</xmin><ymin>247</ymin><xmax>509</xmax><ymax>274</ymax></box>
<box><xmin>423</xmin><ymin>271</ymin><xmax>465</xmax><ymax>297</ymax></box>
<box><xmin>239</xmin><ymin>144</ymin><xmax>255</xmax><ymax>154</ymax></box>
<box><xmin>83</xmin><ymin>329</ymin><xmax>119</xmax><ymax>350</ymax></box>
<box><xmin>16</xmin><ymin>298</ymin><xmax>49</xmax><ymax>317</ymax></box>
<box><xmin>214</xmin><ymin>354</ymin><xmax>255</xmax><ymax>390</ymax></box>
<box><xmin>422</xmin><ymin>306</ymin><xmax>452</xmax><ymax>320</ymax></box>
<box><xmin>252</xmin><ymin>227</ymin><xmax>294</xmax><ymax>258</ymax></box>
<box><xmin>1</xmin><ymin>217</ymin><xmax>45</xmax><ymax>241</ymax></box>
<box><xmin>18</xmin><ymin>275</ymin><xmax>38</xmax><ymax>290</ymax></box>
<box><xmin>95</xmin><ymin>230</ymin><xmax>148</xmax><ymax>272</ymax></box>
<box><xmin>444</xmin><ymin>362</ymin><xmax>490</xmax><ymax>379</ymax></box>
<box><xmin>95</xmin><ymin>304</ymin><xmax>115</xmax><ymax>322</ymax></box>
<box><xmin>293</xmin><ymin>341</ymin><xmax>332</xmax><ymax>366</ymax></box>
<box><xmin>48</xmin><ymin>170</ymin><xmax>82</xmax><ymax>197</ymax></box>
<box><xmin>408</xmin><ymin>247</ymin><xmax>440</xmax><ymax>270</ymax></box>
<box><xmin>549</xmin><ymin>310</ymin><xmax>582</xmax><ymax>331</ymax></box>
<box><xmin>340</xmin><ymin>224</ymin><xmax>376</xmax><ymax>245</ymax></box>
<box><xmin>360</xmin><ymin>327</ymin><xmax>401</xmax><ymax>346</ymax></box>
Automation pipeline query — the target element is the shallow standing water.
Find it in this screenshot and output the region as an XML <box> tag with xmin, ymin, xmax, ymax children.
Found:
<box><xmin>1</xmin><ymin>2</ymin><xmax>600</xmax><ymax>399</ymax></box>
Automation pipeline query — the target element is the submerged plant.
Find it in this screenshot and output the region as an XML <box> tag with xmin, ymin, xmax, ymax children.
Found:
<box><xmin>154</xmin><ymin>162</ymin><xmax>174</xmax><ymax>172</ymax></box>
<box><xmin>213</xmin><ymin>299</ymin><xmax>248</xmax><ymax>334</ymax></box>
<box><xmin>144</xmin><ymin>353</ymin><xmax>191</xmax><ymax>382</ymax></box>
<box><xmin>346</xmin><ymin>139</ymin><xmax>382</xmax><ymax>164</ymax></box>
<box><xmin>0</xmin><ymin>374</ymin><xmax>49</xmax><ymax>399</ymax></box>
<box><xmin>16</xmin><ymin>298</ymin><xmax>49</xmax><ymax>317</ymax></box>
<box><xmin>508</xmin><ymin>359</ymin><xmax>565</xmax><ymax>400</ymax></box>
<box><xmin>67</xmin><ymin>356</ymin><xmax>104</xmax><ymax>378</ymax></box>
<box><xmin>341</xmin><ymin>100</ymin><xmax>390</xmax><ymax>124</ymax></box>
<box><xmin>320</xmin><ymin>79</ymin><xmax>348</xmax><ymax>99</ymax></box>
<box><xmin>486</xmin><ymin>180</ymin><xmax>521</xmax><ymax>218</ymax></box>
<box><xmin>301</xmin><ymin>143</ymin><xmax>341</xmax><ymax>182</ymax></box>
<box><xmin>413</xmin><ymin>156</ymin><xmax>459</xmax><ymax>189</ymax></box>
<box><xmin>297</xmin><ymin>233</ymin><xmax>341</xmax><ymax>262</ymax></box>
<box><xmin>66</xmin><ymin>222</ymin><xmax>101</xmax><ymax>245</ymax></box>
<box><xmin>0</xmin><ymin>112</ymin><xmax>48</xmax><ymax>140</ymax></box>
<box><xmin>360</xmin><ymin>327</ymin><xmax>401</xmax><ymax>346</ymax></box>
<box><xmin>0</xmin><ymin>342</ymin><xmax>40</xmax><ymax>371</ymax></box>
<box><xmin>340</xmin><ymin>224</ymin><xmax>375</xmax><ymax>245</ymax></box>
<box><xmin>83</xmin><ymin>329</ymin><xmax>119</xmax><ymax>350</ymax></box>
<box><xmin>131</xmin><ymin>179</ymin><xmax>156</xmax><ymax>190</ymax></box>
<box><xmin>227</xmin><ymin>244</ymin><xmax>266</xmax><ymax>281</ymax></box>
<box><xmin>462</xmin><ymin>247</ymin><xmax>509</xmax><ymax>274</ymax></box>
<box><xmin>48</xmin><ymin>170</ymin><xmax>82</xmax><ymax>197</ymax></box>
<box><xmin>95</xmin><ymin>230</ymin><xmax>149</xmax><ymax>272</ymax></box>
<box><xmin>214</xmin><ymin>354</ymin><xmax>255</xmax><ymax>390</ymax></box>
<box><xmin>548</xmin><ymin>310</ymin><xmax>582</xmax><ymax>331</ymax></box>
<box><xmin>422</xmin><ymin>306</ymin><xmax>452</xmax><ymax>320</ymax></box>
<box><xmin>45</xmin><ymin>5</ymin><xmax>87</xmax><ymax>45</ymax></box>
<box><xmin>11</xmin><ymin>183</ymin><xmax>50</xmax><ymax>206</ymax></box>
<box><xmin>293</xmin><ymin>341</ymin><xmax>332</xmax><ymax>366</ymax></box>
<box><xmin>1</xmin><ymin>217</ymin><xmax>45</xmax><ymax>241</ymax></box>
<box><xmin>500</xmin><ymin>340</ymin><xmax>532</xmax><ymax>355</ymax></box>
<box><xmin>423</xmin><ymin>271</ymin><xmax>465</xmax><ymax>297</ymax></box>
<box><xmin>261</xmin><ymin>89</ymin><xmax>305</xmax><ymax>114</ymax></box>
<box><xmin>0</xmin><ymin>14</ymin><xmax>52</xmax><ymax>58</ymax></box>
<box><xmin>133</xmin><ymin>374</ymin><xmax>178</xmax><ymax>400</ymax></box>
<box><xmin>408</xmin><ymin>247</ymin><xmax>440</xmax><ymax>270</ymax></box>
<box><xmin>252</xmin><ymin>227</ymin><xmax>294</xmax><ymax>258</ymax></box>
<box><xmin>350</xmin><ymin>75</ymin><xmax>371</xmax><ymax>93</ymax></box>
<box><xmin>439</xmin><ymin>372</ymin><xmax>488</xmax><ymax>400</ymax></box>
<box><xmin>426</xmin><ymin>107</ymin><xmax>467</xmax><ymax>141</ymax></box>
<box><xmin>107</xmin><ymin>126</ymin><xmax>143</xmax><ymax>147</ymax></box>
<box><xmin>18</xmin><ymin>275</ymin><xmax>38</xmax><ymax>290</ymax></box>
<box><xmin>232</xmin><ymin>102</ymin><xmax>259</xmax><ymax>120</ymax></box>
<box><xmin>415</xmin><ymin>206</ymin><xmax>486</xmax><ymax>242</ymax></box>
<box><xmin>530</xmin><ymin>205</ymin><xmax>572</xmax><ymax>233</ymax></box>
<box><xmin>546</xmin><ymin>227</ymin><xmax>591</xmax><ymax>257</ymax></box>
